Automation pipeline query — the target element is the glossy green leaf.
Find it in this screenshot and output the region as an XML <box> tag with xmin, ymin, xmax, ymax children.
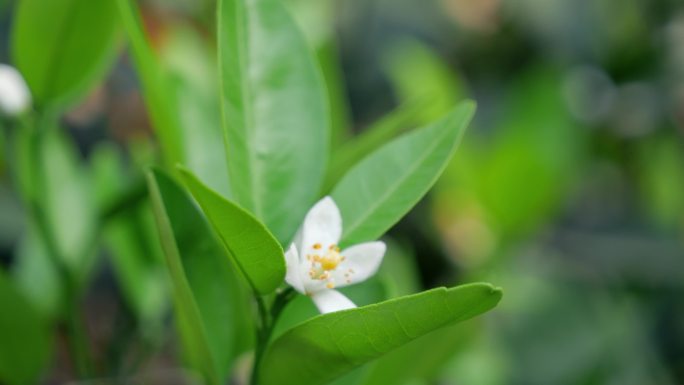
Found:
<box><xmin>332</xmin><ymin>102</ymin><xmax>475</xmax><ymax>246</ymax></box>
<box><xmin>362</xmin><ymin>322</ymin><xmax>480</xmax><ymax>385</ymax></box>
<box><xmin>273</xmin><ymin>279</ymin><xmax>385</xmax><ymax>385</ymax></box>
<box><xmin>261</xmin><ymin>282</ymin><xmax>502</xmax><ymax>385</ymax></box>
<box><xmin>148</xmin><ymin>170</ymin><xmax>251</xmax><ymax>384</ymax></box>
<box><xmin>147</xmin><ymin>172</ymin><xmax>217</xmax><ymax>385</ymax></box>
<box><xmin>218</xmin><ymin>0</ymin><xmax>329</xmax><ymax>244</ymax></box>
<box><xmin>180</xmin><ymin>168</ymin><xmax>285</xmax><ymax>295</ymax></box>
<box><xmin>324</xmin><ymin>100</ymin><xmax>428</xmax><ymax>192</ymax></box>
<box><xmin>284</xmin><ymin>0</ymin><xmax>352</xmax><ymax>147</ymax></box>
<box><xmin>0</xmin><ymin>269</ymin><xmax>52</xmax><ymax>385</ymax></box>
<box><xmin>280</xmin><ymin>0</ymin><xmax>356</xmax><ymax>180</ymax></box>
<box><xmin>11</xmin><ymin>0</ymin><xmax>119</xmax><ymax>107</ymax></box>
<box><xmin>353</xmin><ymin>241</ymin><xmax>437</xmax><ymax>385</ymax></box>
<box><xmin>149</xmin><ymin>172</ymin><xmax>252</xmax><ymax>381</ymax></box>
<box><xmin>316</xmin><ymin>41</ymin><xmax>352</xmax><ymax>149</ymax></box>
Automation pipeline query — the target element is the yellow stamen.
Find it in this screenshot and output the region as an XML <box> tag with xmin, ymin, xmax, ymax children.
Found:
<box><xmin>319</xmin><ymin>247</ymin><xmax>343</xmax><ymax>271</ymax></box>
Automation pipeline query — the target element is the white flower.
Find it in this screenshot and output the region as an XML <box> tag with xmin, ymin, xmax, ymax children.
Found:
<box><xmin>285</xmin><ymin>196</ymin><xmax>386</xmax><ymax>314</ymax></box>
<box><xmin>0</xmin><ymin>64</ymin><xmax>31</xmax><ymax>116</ymax></box>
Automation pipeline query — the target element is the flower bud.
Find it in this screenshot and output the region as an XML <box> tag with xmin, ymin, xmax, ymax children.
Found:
<box><xmin>0</xmin><ymin>64</ymin><xmax>31</xmax><ymax>116</ymax></box>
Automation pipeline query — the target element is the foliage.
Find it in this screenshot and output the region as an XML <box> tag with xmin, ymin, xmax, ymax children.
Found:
<box><xmin>0</xmin><ymin>0</ymin><xmax>500</xmax><ymax>384</ymax></box>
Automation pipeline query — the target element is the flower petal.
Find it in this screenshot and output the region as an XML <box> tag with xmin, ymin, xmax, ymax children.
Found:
<box><xmin>310</xmin><ymin>289</ymin><xmax>356</xmax><ymax>314</ymax></box>
<box><xmin>300</xmin><ymin>196</ymin><xmax>342</xmax><ymax>256</ymax></box>
<box><xmin>284</xmin><ymin>244</ymin><xmax>305</xmax><ymax>294</ymax></box>
<box><xmin>332</xmin><ymin>241</ymin><xmax>386</xmax><ymax>288</ymax></box>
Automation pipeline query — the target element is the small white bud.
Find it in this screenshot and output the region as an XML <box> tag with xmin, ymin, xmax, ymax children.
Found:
<box><xmin>0</xmin><ymin>64</ymin><xmax>31</xmax><ymax>116</ymax></box>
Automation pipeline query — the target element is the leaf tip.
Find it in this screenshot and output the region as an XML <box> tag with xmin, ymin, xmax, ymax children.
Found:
<box><xmin>462</xmin><ymin>98</ymin><xmax>477</xmax><ymax>110</ymax></box>
<box><xmin>476</xmin><ymin>282</ymin><xmax>503</xmax><ymax>299</ymax></box>
<box><xmin>490</xmin><ymin>285</ymin><xmax>504</xmax><ymax>302</ymax></box>
<box><xmin>456</xmin><ymin>99</ymin><xmax>477</xmax><ymax>122</ymax></box>
<box><xmin>175</xmin><ymin>163</ymin><xmax>192</xmax><ymax>177</ymax></box>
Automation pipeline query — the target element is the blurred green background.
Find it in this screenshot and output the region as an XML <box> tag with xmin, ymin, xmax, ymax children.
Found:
<box><xmin>1</xmin><ymin>0</ymin><xmax>683</xmax><ymax>384</ymax></box>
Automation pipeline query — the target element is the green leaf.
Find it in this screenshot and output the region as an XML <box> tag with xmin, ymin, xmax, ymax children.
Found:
<box><xmin>273</xmin><ymin>278</ymin><xmax>389</xmax><ymax>340</ymax></box>
<box><xmin>0</xmin><ymin>269</ymin><xmax>52</xmax><ymax>385</ymax></box>
<box><xmin>218</xmin><ymin>0</ymin><xmax>329</xmax><ymax>244</ymax></box>
<box><xmin>331</xmin><ymin>102</ymin><xmax>475</xmax><ymax>246</ymax></box>
<box><xmin>260</xmin><ymin>282</ymin><xmax>502</xmax><ymax>385</ymax></box>
<box><xmin>283</xmin><ymin>0</ymin><xmax>352</xmax><ymax>147</ymax></box>
<box><xmin>104</xmin><ymin>207</ymin><xmax>168</xmax><ymax>328</ymax></box>
<box><xmin>324</xmin><ymin>100</ymin><xmax>429</xmax><ymax>192</ymax></box>
<box><xmin>148</xmin><ymin>170</ymin><xmax>251</xmax><ymax>383</ymax></box>
<box><xmin>90</xmin><ymin>145</ymin><xmax>167</xmax><ymax>329</ymax></box>
<box><xmin>179</xmin><ymin>168</ymin><xmax>285</xmax><ymax>295</ymax></box>
<box><xmin>12</xmin><ymin>226</ymin><xmax>64</xmax><ymax>321</ymax></box>
<box><xmin>316</xmin><ymin>41</ymin><xmax>351</xmax><ymax>149</ymax></box>
<box><xmin>13</xmin><ymin>127</ymin><xmax>97</xmax><ymax>285</ymax></box>
<box><xmin>117</xmin><ymin>1</ymin><xmax>230</xmax><ymax>195</ymax></box>
<box><xmin>147</xmin><ymin>172</ymin><xmax>217</xmax><ymax>385</ymax></box>
<box><xmin>160</xmin><ymin>26</ymin><xmax>231</xmax><ymax>196</ymax></box>
<box><xmin>116</xmin><ymin>0</ymin><xmax>184</xmax><ymax>167</ymax></box>
<box><xmin>43</xmin><ymin>130</ymin><xmax>97</xmax><ymax>282</ymax></box>
<box><xmin>11</xmin><ymin>0</ymin><xmax>119</xmax><ymax>108</ymax></box>
<box><xmin>361</xmin><ymin>322</ymin><xmax>479</xmax><ymax>385</ymax></box>
<box><xmin>90</xmin><ymin>143</ymin><xmax>128</xmax><ymax>209</ymax></box>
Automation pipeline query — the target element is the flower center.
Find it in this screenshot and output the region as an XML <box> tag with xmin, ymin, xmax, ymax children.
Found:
<box><xmin>307</xmin><ymin>244</ymin><xmax>348</xmax><ymax>288</ymax></box>
<box><xmin>319</xmin><ymin>247</ymin><xmax>343</xmax><ymax>270</ymax></box>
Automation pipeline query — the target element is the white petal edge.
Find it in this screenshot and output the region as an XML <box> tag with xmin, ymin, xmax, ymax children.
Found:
<box><xmin>284</xmin><ymin>244</ymin><xmax>305</xmax><ymax>294</ymax></box>
<box><xmin>300</xmin><ymin>196</ymin><xmax>342</xmax><ymax>256</ymax></box>
<box><xmin>332</xmin><ymin>241</ymin><xmax>386</xmax><ymax>289</ymax></box>
<box><xmin>310</xmin><ymin>289</ymin><xmax>356</xmax><ymax>314</ymax></box>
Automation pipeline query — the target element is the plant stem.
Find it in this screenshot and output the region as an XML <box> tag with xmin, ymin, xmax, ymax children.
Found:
<box><xmin>250</xmin><ymin>296</ymin><xmax>269</xmax><ymax>385</ymax></box>
<box><xmin>65</xmin><ymin>293</ymin><xmax>93</xmax><ymax>377</ymax></box>
<box><xmin>250</xmin><ymin>288</ymin><xmax>296</xmax><ymax>385</ymax></box>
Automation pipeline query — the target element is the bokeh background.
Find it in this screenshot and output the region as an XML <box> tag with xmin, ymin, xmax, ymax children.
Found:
<box><xmin>1</xmin><ymin>0</ymin><xmax>684</xmax><ymax>384</ymax></box>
